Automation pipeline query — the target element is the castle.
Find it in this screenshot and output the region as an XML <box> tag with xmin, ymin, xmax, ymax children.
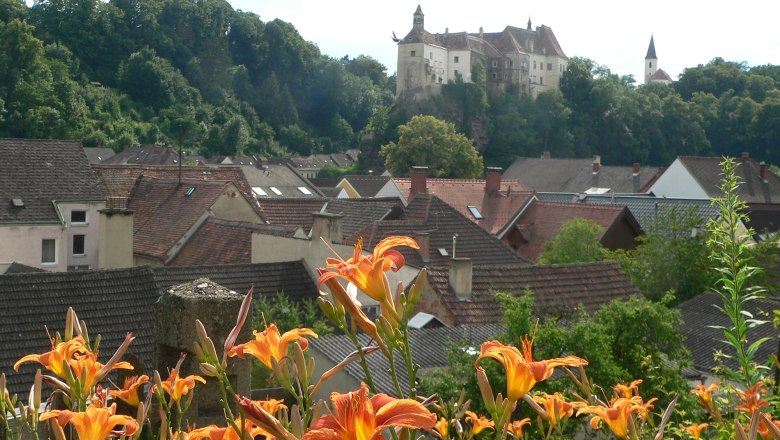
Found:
<box><xmin>395</xmin><ymin>6</ymin><xmax>568</xmax><ymax>100</ymax></box>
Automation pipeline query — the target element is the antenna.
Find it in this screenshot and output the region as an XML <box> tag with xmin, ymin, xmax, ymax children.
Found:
<box><xmin>452</xmin><ymin>233</ymin><xmax>458</xmax><ymax>258</ymax></box>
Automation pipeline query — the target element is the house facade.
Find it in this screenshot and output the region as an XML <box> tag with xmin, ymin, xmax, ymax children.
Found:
<box><xmin>0</xmin><ymin>139</ymin><xmax>105</xmax><ymax>271</ymax></box>
<box><xmin>396</xmin><ymin>6</ymin><xmax>567</xmax><ymax>99</ymax></box>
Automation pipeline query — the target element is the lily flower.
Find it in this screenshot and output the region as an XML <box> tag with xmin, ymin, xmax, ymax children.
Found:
<box><xmin>433</xmin><ymin>417</ymin><xmax>449</xmax><ymax>439</ymax></box>
<box><xmin>189</xmin><ymin>418</ymin><xmax>269</xmax><ymax>440</ymax></box>
<box><xmin>736</xmin><ymin>381</ymin><xmax>770</xmax><ymax>415</ymax></box>
<box><xmin>159</xmin><ymin>370</ymin><xmax>206</xmax><ymax>402</ymax></box>
<box><xmin>14</xmin><ymin>337</ymin><xmax>88</xmax><ymax>378</ymax></box>
<box><xmin>228</xmin><ymin>323</ymin><xmax>317</xmax><ymax>370</ymax></box>
<box><xmin>40</xmin><ymin>403</ymin><xmax>138</xmax><ymax>440</ymax></box>
<box><xmin>238</xmin><ymin>397</ymin><xmax>298</xmax><ymax>440</ymax></box>
<box><xmin>532</xmin><ymin>392</ymin><xmax>582</xmax><ymax>426</ymax></box>
<box><xmin>301</xmin><ymin>382</ymin><xmax>436</xmax><ymax>440</ymax></box>
<box><xmin>251</xmin><ymin>398</ymin><xmax>287</xmax><ymax>415</ymax></box>
<box><xmin>318</xmin><ymin>236</ymin><xmax>418</xmax><ymax>324</ymax></box>
<box><xmin>506</xmin><ymin>419</ymin><xmax>531</xmax><ymax>438</ymax></box>
<box><xmin>613</xmin><ymin>379</ymin><xmax>643</xmax><ymax>399</ymax></box>
<box><xmin>464</xmin><ymin>411</ymin><xmax>494</xmax><ymax>436</ymax></box>
<box><xmin>476</xmin><ymin>337</ymin><xmax>587</xmax><ymax>401</ymax></box>
<box><xmin>68</xmin><ymin>352</ymin><xmax>134</xmax><ymax>397</ymax></box>
<box><xmin>680</xmin><ymin>422</ymin><xmax>708</xmax><ymax>439</ymax></box>
<box><xmin>109</xmin><ymin>375</ymin><xmax>149</xmax><ymax>407</ymax></box>
<box><xmin>577</xmin><ymin>398</ymin><xmax>637</xmax><ymax>440</ymax></box>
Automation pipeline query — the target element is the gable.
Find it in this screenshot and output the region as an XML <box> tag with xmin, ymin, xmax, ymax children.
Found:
<box><xmin>649</xmin><ymin>159</ymin><xmax>709</xmax><ymax>199</ymax></box>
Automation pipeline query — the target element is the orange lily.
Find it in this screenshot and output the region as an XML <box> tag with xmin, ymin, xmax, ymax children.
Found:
<box><xmin>252</xmin><ymin>398</ymin><xmax>287</xmax><ymax>415</ymax></box>
<box><xmin>433</xmin><ymin>417</ymin><xmax>449</xmax><ymax>439</ymax></box>
<box><xmin>238</xmin><ymin>397</ymin><xmax>297</xmax><ymax>440</ymax></box>
<box><xmin>228</xmin><ymin>323</ymin><xmax>317</xmax><ymax>369</ymax></box>
<box><xmin>318</xmin><ymin>269</ymin><xmax>386</xmax><ymax>352</ymax></box>
<box><xmin>680</xmin><ymin>422</ymin><xmax>709</xmax><ymax>439</ymax></box>
<box><xmin>736</xmin><ymin>381</ymin><xmax>770</xmax><ymax>414</ymax></box>
<box><xmin>577</xmin><ymin>398</ymin><xmax>636</xmax><ymax>440</ymax></box>
<box><xmin>533</xmin><ymin>392</ymin><xmax>582</xmax><ymax>426</ymax></box>
<box><xmin>506</xmin><ymin>419</ymin><xmax>531</xmax><ymax>438</ymax></box>
<box><xmin>301</xmin><ymin>382</ymin><xmax>436</xmax><ymax>440</ymax></box>
<box><xmin>14</xmin><ymin>337</ymin><xmax>87</xmax><ymax>378</ymax></box>
<box><xmin>690</xmin><ymin>383</ymin><xmax>718</xmax><ymax>408</ymax></box>
<box><xmin>189</xmin><ymin>418</ymin><xmax>269</xmax><ymax>440</ymax></box>
<box><xmin>160</xmin><ymin>370</ymin><xmax>206</xmax><ymax>402</ymax></box>
<box><xmin>68</xmin><ymin>352</ymin><xmax>134</xmax><ymax>397</ymax></box>
<box><xmin>318</xmin><ymin>236</ymin><xmax>418</xmax><ymax>323</ymax></box>
<box><xmin>614</xmin><ymin>379</ymin><xmax>643</xmax><ymax>398</ymax></box>
<box><xmin>475</xmin><ymin>337</ymin><xmax>587</xmax><ymax>401</ymax></box>
<box><xmin>465</xmin><ymin>411</ymin><xmax>494</xmax><ymax>435</ymax></box>
<box><xmin>109</xmin><ymin>375</ymin><xmax>149</xmax><ymax>407</ymax></box>
<box><xmin>40</xmin><ymin>403</ymin><xmax>138</xmax><ymax>440</ymax></box>
<box><xmin>757</xmin><ymin>414</ymin><xmax>780</xmax><ymax>440</ymax></box>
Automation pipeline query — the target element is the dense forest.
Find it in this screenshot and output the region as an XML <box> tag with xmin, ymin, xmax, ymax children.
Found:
<box><xmin>1</xmin><ymin>0</ymin><xmax>779</xmax><ymax>167</ymax></box>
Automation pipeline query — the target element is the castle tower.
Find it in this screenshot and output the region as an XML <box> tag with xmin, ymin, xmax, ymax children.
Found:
<box><xmin>645</xmin><ymin>35</ymin><xmax>658</xmax><ymax>84</ymax></box>
<box><xmin>413</xmin><ymin>5</ymin><xmax>424</xmax><ymax>31</ymax></box>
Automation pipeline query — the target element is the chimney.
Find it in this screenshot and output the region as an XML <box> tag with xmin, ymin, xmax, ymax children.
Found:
<box><xmin>311</xmin><ymin>212</ymin><xmax>343</xmax><ymax>243</ymax></box>
<box><xmin>742</xmin><ymin>151</ymin><xmax>750</xmax><ymax>160</ymax></box>
<box><xmin>411</xmin><ymin>166</ymin><xmax>428</xmax><ymax>195</ymax></box>
<box><xmin>591</xmin><ymin>156</ymin><xmax>601</xmax><ymax>188</ymax></box>
<box><xmin>541</xmin><ymin>151</ymin><xmax>551</xmax><ymax>159</ymax></box>
<box><xmin>449</xmin><ymin>257</ymin><xmax>472</xmax><ymax>300</ymax></box>
<box><xmin>485</xmin><ymin>167</ymin><xmax>502</xmax><ymax>194</ymax></box>
<box><xmin>632</xmin><ymin>163</ymin><xmax>641</xmax><ymax>193</ymax></box>
<box><xmin>98</xmin><ymin>207</ymin><xmax>134</xmax><ymax>269</ymax></box>
<box><xmin>760</xmin><ymin>163</ymin><xmax>769</xmax><ymax>182</ymax></box>
<box><xmin>415</xmin><ymin>232</ymin><xmax>430</xmax><ymax>263</ymax></box>
<box><xmin>479</xmin><ymin>27</ymin><xmax>484</xmax><ymax>39</ymax></box>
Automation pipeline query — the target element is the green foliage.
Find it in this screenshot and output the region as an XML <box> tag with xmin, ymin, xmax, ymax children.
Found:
<box><xmin>538</xmin><ymin>218</ymin><xmax>606</xmax><ymax>264</ymax></box>
<box><xmin>254</xmin><ymin>291</ymin><xmax>332</xmax><ymax>337</ymax></box>
<box><xmin>380</xmin><ymin>114</ymin><xmax>483</xmax><ymax>178</ymax></box>
<box><xmin>610</xmin><ymin>205</ymin><xmax>715</xmax><ymax>303</ymax></box>
<box><xmin>706</xmin><ymin>157</ymin><xmax>768</xmax><ymax>386</ymax></box>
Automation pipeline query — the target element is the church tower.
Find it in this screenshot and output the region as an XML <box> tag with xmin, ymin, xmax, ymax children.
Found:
<box><xmin>413</xmin><ymin>5</ymin><xmax>424</xmax><ymax>31</ymax></box>
<box><xmin>645</xmin><ymin>35</ymin><xmax>658</xmax><ymax>84</ymax></box>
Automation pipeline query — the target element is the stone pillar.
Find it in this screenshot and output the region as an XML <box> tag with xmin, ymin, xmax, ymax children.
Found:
<box><xmin>155</xmin><ymin>278</ymin><xmax>252</xmax><ymax>424</ymax></box>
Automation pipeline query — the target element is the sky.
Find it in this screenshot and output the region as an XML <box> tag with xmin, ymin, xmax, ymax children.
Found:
<box><xmin>229</xmin><ymin>0</ymin><xmax>780</xmax><ymax>83</ymax></box>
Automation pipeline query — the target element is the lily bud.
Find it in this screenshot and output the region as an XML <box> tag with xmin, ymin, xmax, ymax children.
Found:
<box><xmin>292</xmin><ymin>342</ymin><xmax>309</xmax><ymax>387</ymax></box>
<box><xmin>476</xmin><ymin>367</ymin><xmax>496</xmax><ymax>414</ymax></box>
<box><xmin>33</xmin><ymin>369</ymin><xmax>42</xmax><ymax>411</ymax></box>
<box><xmin>199</xmin><ymin>363</ymin><xmax>219</xmax><ymax>377</ymax></box>
<box><xmin>406</xmin><ymin>269</ymin><xmax>426</xmax><ymax>315</ymax></box>
<box><xmin>195</xmin><ymin>320</ymin><xmax>219</xmax><ymax>363</ymax></box>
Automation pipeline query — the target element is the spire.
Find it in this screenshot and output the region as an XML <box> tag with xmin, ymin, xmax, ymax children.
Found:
<box><xmin>413</xmin><ymin>5</ymin><xmax>424</xmax><ymax>31</ymax></box>
<box><xmin>645</xmin><ymin>35</ymin><xmax>657</xmax><ymax>59</ymax></box>
<box><xmin>527</xmin><ymin>17</ymin><xmax>532</xmax><ymax>30</ymax></box>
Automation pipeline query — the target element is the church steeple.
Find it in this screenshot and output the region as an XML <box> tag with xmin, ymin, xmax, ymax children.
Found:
<box><xmin>645</xmin><ymin>35</ymin><xmax>658</xmax><ymax>84</ymax></box>
<box><xmin>527</xmin><ymin>17</ymin><xmax>532</xmax><ymax>30</ymax></box>
<box><xmin>413</xmin><ymin>5</ymin><xmax>424</xmax><ymax>31</ymax></box>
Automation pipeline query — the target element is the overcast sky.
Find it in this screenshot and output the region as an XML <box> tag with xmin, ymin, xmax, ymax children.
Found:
<box><xmin>229</xmin><ymin>0</ymin><xmax>780</xmax><ymax>83</ymax></box>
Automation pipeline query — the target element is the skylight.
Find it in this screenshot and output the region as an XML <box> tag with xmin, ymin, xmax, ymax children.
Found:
<box><xmin>12</xmin><ymin>198</ymin><xmax>24</xmax><ymax>207</ymax></box>
<box><xmin>184</xmin><ymin>187</ymin><xmax>196</xmax><ymax>197</ymax></box>
<box><xmin>252</xmin><ymin>187</ymin><xmax>268</xmax><ymax>197</ymax></box>
<box><xmin>298</xmin><ymin>186</ymin><xmax>313</xmax><ymax>195</ymax></box>
<box><xmin>270</xmin><ymin>187</ymin><xmax>283</xmax><ymax>196</ymax></box>
<box><xmin>467</xmin><ymin>205</ymin><xmax>484</xmax><ymax>219</ymax></box>
<box><xmin>584</xmin><ymin>187</ymin><xmax>611</xmax><ymax>194</ymax></box>
<box><xmin>437</xmin><ymin>248</ymin><xmax>449</xmax><ymax>256</ymax></box>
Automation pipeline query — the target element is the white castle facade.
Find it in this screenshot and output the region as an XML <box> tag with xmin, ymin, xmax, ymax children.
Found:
<box><xmin>395</xmin><ymin>6</ymin><xmax>568</xmax><ymax>100</ymax></box>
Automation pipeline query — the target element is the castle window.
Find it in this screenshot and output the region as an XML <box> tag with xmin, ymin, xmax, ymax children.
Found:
<box><xmin>430</xmin><ymin>52</ymin><xmax>433</xmax><ymax>59</ymax></box>
<box><xmin>492</xmin><ymin>73</ymin><xmax>497</xmax><ymax>79</ymax></box>
<box><xmin>492</xmin><ymin>60</ymin><xmax>498</xmax><ymax>67</ymax></box>
<box><xmin>411</xmin><ymin>50</ymin><xmax>416</xmax><ymax>57</ymax></box>
<box><xmin>510</xmin><ymin>60</ymin><xmax>514</xmax><ymax>67</ymax></box>
<box><xmin>547</xmin><ymin>63</ymin><xmax>552</xmax><ymax>71</ymax></box>
<box><xmin>454</xmin><ymin>56</ymin><xmax>459</xmax><ymax>63</ymax></box>
<box><xmin>540</xmin><ymin>76</ymin><xmax>543</xmax><ymax>85</ymax></box>
<box><xmin>649</xmin><ymin>61</ymin><xmax>652</xmax><ymax>68</ymax></box>
<box><xmin>533</xmin><ymin>61</ymin><xmax>537</xmax><ymax>69</ymax></box>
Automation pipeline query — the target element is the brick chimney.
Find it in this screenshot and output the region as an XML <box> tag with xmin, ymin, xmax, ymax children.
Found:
<box><xmin>485</xmin><ymin>167</ymin><xmax>502</xmax><ymax>194</ymax></box>
<box><xmin>98</xmin><ymin>207</ymin><xmax>134</xmax><ymax>269</ymax></box>
<box><xmin>411</xmin><ymin>166</ymin><xmax>428</xmax><ymax>195</ymax></box>
<box><xmin>760</xmin><ymin>163</ymin><xmax>769</xmax><ymax>182</ymax></box>
<box><xmin>632</xmin><ymin>163</ymin><xmax>641</xmax><ymax>193</ymax></box>
<box><xmin>415</xmin><ymin>232</ymin><xmax>430</xmax><ymax>263</ymax></box>
<box><xmin>311</xmin><ymin>212</ymin><xmax>343</xmax><ymax>243</ymax></box>
<box><xmin>591</xmin><ymin>156</ymin><xmax>601</xmax><ymax>188</ymax></box>
<box><xmin>449</xmin><ymin>257</ymin><xmax>472</xmax><ymax>300</ymax></box>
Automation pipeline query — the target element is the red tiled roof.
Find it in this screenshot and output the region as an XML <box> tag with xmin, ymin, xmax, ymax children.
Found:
<box><xmin>169</xmin><ymin>218</ymin><xmax>301</xmax><ymax>266</ymax></box>
<box><xmin>512</xmin><ymin>201</ymin><xmax>633</xmax><ymax>261</ymax></box>
<box><xmin>129</xmin><ymin>177</ymin><xmax>231</xmax><ymax>262</ymax></box>
<box><xmin>424</xmin><ymin>261</ymin><xmax>640</xmax><ymax>325</ymax></box>
<box><xmin>258</xmin><ymin>198</ymin><xmax>327</xmax><ymax>228</ymax></box>
<box><xmin>92</xmin><ymin>164</ymin><xmax>265</xmax><ymax>219</ymax></box>
<box><xmin>394</xmin><ymin>178</ymin><xmax>532</xmax><ymax>234</ymax></box>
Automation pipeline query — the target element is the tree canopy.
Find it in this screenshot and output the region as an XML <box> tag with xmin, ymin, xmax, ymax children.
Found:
<box><xmin>379</xmin><ymin>114</ymin><xmax>483</xmax><ymax>178</ymax></box>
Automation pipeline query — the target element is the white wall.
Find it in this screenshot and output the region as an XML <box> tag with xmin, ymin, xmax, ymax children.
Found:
<box><xmin>58</xmin><ymin>201</ymin><xmax>104</xmax><ymax>270</ymax></box>
<box><xmin>0</xmin><ymin>224</ymin><xmax>66</xmax><ymax>271</ymax></box>
<box><xmin>649</xmin><ymin>159</ymin><xmax>709</xmax><ymax>199</ymax></box>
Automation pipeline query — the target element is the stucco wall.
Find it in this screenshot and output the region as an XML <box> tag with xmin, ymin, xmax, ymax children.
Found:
<box><xmin>210</xmin><ymin>185</ymin><xmax>264</xmax><ymax>223</ymax></box>
<box><xmin>58</xmin><ymin>201</ymin><xmax>104</xmax><ymax>270</ymax></box>
<box><xmin>0</xmin><ymin>224</ymin><xmax>66</xmax><ymax>271</ymax></box>
<box><xmin>649</xmin><ymin>159</ymin><xmax>709</xmax><ymax>199</ymax></box>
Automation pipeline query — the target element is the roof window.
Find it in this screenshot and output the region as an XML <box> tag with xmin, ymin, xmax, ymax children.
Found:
<box><xmin>467</xmin><ymin>205</ymin><xmax>484</xmax><ymax>219</ymax></box>
<box><xmin>185</xmin><ymin>187</ymin><xmax>196</xmax><ymax>197</ymax></box>
<box><xmin>298</xmin><ymin>187</ymin><xmax>313</xmax><ymax>195</ymax></box>
<box><xmin>12</xmin><ymin>198</ymin><xmax>24</xmax><ymax>207</ymax></box>
<box><xmin>437</xmin><ymin>248</ymin><xmax>449</xmax><ymax>257</ymax></box>
<box><xmin>252</xmin><ymin>187</ymin><xmax>268</xmax><ymax>197</ymax></box>
<box><xmin>270</xmin><ymin>187</ymin><xmax>283</xmax><ymax>196</ymax></box>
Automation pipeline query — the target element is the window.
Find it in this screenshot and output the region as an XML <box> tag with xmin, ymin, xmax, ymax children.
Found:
<box><xmin>73</xmin><ymin>235</ymin><xmax>85</xmax><ymax>255</ymax></box>
<box><xmin>411</xmin><ymin>50</ymin><xmax>416</xmax><ymax>56</ymax></box>
<box><xmin>252</xmin><ymin>187</ymin><xmax>268</xmax><ymax>197</ymax></box>
<box><xmin>540</xmin><ymin>76</ymin><xmax>543</xmax><ymax>85</ymax></box>
<box><xmin>533</xmin><ymin>61</ymin><xmax>537</xmax><ymax>69</ymax></box>
<box><xmin>429</xmin><ymin>52</ymin><xmax>433</xmax><ymax>59</ymax></box>
<box><xmin>492</xmin><ymin>73</ymin><xmax>497</xmax><ymax>79</ymax></box>
<box><xmin>270</xmin><ymin>187</ymin><xmax>283</xmax><ymax>196</ymax></box>
<box><xmin>510</xmin><ymin>60</ymin><xmax>514</xmax><ymax>67</ymax></box>
<box><xmin>297</xmin><ymin>187</ymin><xmax>312</xmax><ymax>195</ymax></box>
<box><xmin>649</xmin><ymin>61</ymin><xmax>652</xmax><ymax>68</ymax></box>
<box><xmin>454</xmin><ymin>56</ymin><xmax>459</xmax><ymax>63</ymax></box>
<box><xmin>547</xmin><ymin>63</ymin><xmax>552</xmax><ymax>71</ymax></box>
<box><xmin>71</xmin><ymin>210</ymin><xmax>86</xmax><ymax>224</ymax></box>
<box><xmin>467</xmin><ymin>205</ymin><xmax>484</xmax><ymax>219</ymax></box>
<box><xmin>42</xmin><ymin>239</ymin><xmax>56</xmax><ymax>264</ymax></box>
<box><xmin>492</xmin><ymin>60</ymin><xmax>497</xmax><ymax>67</ymax></box>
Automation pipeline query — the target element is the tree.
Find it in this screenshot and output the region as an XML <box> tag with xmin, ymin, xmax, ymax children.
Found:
<box><xmin>380</xmin><ymin>115</ymin><xmax>483</xmax><ymax>178</ymax></box>
<box><xmin>538</xmin><ymin>218</ymin><xmax>605</xmax><ymax>264</ymax></box>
